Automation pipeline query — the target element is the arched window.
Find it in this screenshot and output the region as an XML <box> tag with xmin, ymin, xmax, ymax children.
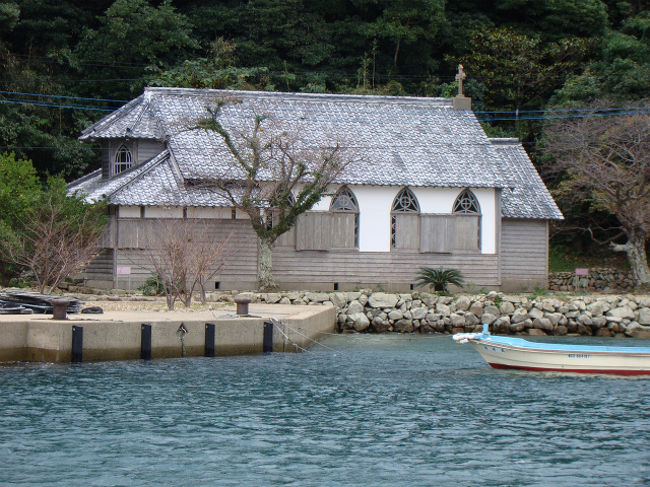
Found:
<box><xmin>453</xmin><ymin>189</ymin><xmax>480</xmax><ymax>214</ymax></box>
<box><xmin>391</xmin><ymin>187</ymin><xmax>420</xmax><ymax>249</ymax></box>
<box><xmin>113</xmin><ymin>145</ymin><xmax>132</xmax><ymax>175</ymax></box>
<box><xmin>453</xmin><ymin>189</ymin><xmax>480</xmax><ymax>251</ymax></box>
<box><xmin>330</xmin><ymin>186</ymin><xmax>359</xmax><ymax>248</ymax></box>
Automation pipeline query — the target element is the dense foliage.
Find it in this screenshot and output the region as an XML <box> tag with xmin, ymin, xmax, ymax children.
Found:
<box><xmin>0</xmin><ymin>0</ymin><xmax>648</xmax><ymax>259</ymax></box>
<box><xmin>0</xmin><ymin>154</ymin><xmax>107</xmax><ymax>289</ymax></box>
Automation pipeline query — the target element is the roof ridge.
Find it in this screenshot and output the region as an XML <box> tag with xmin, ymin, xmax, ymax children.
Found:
<box><xmin>104</xmin><ymin>150</ymin><xmax>170</xmax><ymax>200</ymax></box>
<box><xmin>489</xmin><ymin>138</ymin><xmax>520</xmax><ymax>145</ymax></box>
<box><xmin>79</xmin><ymin>95</ymin><xmax>145</xmax><ymax>140</ymax></box>
<box><xmin>67</xmin><ymin>168</ymin><xmax>102</xmax><ymax>190</ymax></box>
<box><xmin>143</xmin><ymin>86</ymin><xmax>453</xmax><ymax>106</ymax></box>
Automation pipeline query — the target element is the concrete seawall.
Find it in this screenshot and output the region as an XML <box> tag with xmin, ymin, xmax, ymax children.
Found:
<box><xmin>0</xmin><ymin>304</ymin><xmax>335</xmax><ymax>363</ymax></box>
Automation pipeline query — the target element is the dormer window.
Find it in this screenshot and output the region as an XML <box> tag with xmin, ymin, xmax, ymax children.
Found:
<box><xmin>114</xmin><ymin>145</ymin><xmax>133</xmax><ymax>175</ymax></box>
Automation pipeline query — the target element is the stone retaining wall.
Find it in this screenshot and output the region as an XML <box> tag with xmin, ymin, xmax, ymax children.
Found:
<box><xmin>548</xmin><ymin>268</ymin><xmax>634</xmax><ymax>292</ymax></box>
<box><xmin>235</xmin><ymin>291</ymin><xmax>650</xmax><ymax>338</ymax></box>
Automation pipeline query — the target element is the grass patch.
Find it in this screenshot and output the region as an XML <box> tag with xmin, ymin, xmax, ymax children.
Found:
<box><xmin>548</xmin><ymin>246</ymin><xmax>629</xmax><ymax>273</ymax></box>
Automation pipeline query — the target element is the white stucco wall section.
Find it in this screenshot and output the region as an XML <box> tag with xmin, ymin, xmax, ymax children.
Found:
<box><xmin>354</xmin><ymin>186</ymin><xmax>396</xmax><ymax>252</ymax></box>
<box><xmin>298</xmin><ymin>184</ymin><xmax>497</xmax><ymax>254</ymax></box>
<box><xmin>118</xmin><ymin>206</ymin><xmax>140</xmax><ymax>218</ymax></box>
<box><xmin>471</xmin><ymin>188</ymin><xmax>497</xmax><ymax>254</ymax></box>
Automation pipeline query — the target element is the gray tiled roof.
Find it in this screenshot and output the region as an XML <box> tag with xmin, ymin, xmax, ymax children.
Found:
<box><xmin>80</xmin><ymin>87</ymin><xmax>507</xmax><ymax>188</ymax></box>
<box><xmin>68</xmin><ymin>150</ymin><xmax>232</xmax><ymax>207</ymax></box>
<box><xmin>491</xmin><ymin>138</ymin><xmax>563</xmax><ymax>220</ymax></box>
<box><xmin>72</xmin><ymin>88</ymin><xmax>561</xmax><ymax>219</ymax></box>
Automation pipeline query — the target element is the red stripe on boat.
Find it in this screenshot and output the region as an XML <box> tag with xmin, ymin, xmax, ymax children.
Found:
<box><xmin>488</xmin><ymin>363</ymin><xmax>650</xmax><ymax>376</ymax></box>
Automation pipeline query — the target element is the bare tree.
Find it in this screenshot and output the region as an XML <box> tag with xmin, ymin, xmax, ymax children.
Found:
<box><xmin>544</xmin><ymin>106</ymin><xmax>650</xmax><ymax>289</ymax></box>
<box><xmin>193</xmin><ymin>99</ymin><xmax>358</xmax><ymax>291</ymax></box>
<box><xmin>141</xmin><ymin>219</ymin><xmax>232</xmax><ymax>310</ymax></box>
<box><xmin>1</xmin><ymin>186</ymin><xmax>107</xmax><ymax>294</ymax></box>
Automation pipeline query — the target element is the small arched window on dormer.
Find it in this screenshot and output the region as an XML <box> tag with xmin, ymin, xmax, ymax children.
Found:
<box><xmin>453</xmin><ymin>189</ymin><xmax>481</xmax><ymax>251</ymax></box>
<box><xmin>330</xmin><ymin>186</ymin><xmax>359</xmax><ymax>248</ymax></box>
<box><xmin>113</xmin><ymin>144</ymin><xmax>132</xmax><ymax>175</ymax></box>
<box><xmin>391</xmin><ymin>187</ymin><xmax>420</xmax><ymax>249</ymax></box>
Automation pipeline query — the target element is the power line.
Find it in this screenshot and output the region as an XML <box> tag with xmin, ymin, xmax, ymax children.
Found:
<box><xmin>0</xmin><ymin>90</ymin><xmax>129</xmax><ymax>104</ymax></box>
<box><xmin>4</xmin><ymin>92</ymin><xmax>649</xmax><ymax>123</ymax></box>
<box><xmin>0</xmin><ymin>98</ymin><xmax>115</xmax><ymax>111</ymax></box>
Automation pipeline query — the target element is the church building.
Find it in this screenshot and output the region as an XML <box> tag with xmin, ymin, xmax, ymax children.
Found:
<box><xmin>69</xmin><ymin>82</ymin><xmax>563</xmax><ymax>292</ymax></box>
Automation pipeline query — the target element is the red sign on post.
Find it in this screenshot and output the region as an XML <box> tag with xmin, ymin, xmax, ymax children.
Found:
<box><xmin>575</xmin><ymin>268</ymin><xmax>589</xmax><ymax>276</ymax></box>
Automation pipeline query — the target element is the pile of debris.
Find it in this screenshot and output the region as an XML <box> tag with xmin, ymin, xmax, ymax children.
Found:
<box><xmin>0</xmin><ymin>291</ymin><xmax>83</xmax><ymax>315</ymax></box>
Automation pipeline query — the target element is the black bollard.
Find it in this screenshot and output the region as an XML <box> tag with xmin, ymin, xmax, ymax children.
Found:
<box><xmin>205</xmin><ymin>323</ymin><xmax>216</xmax><ymax>357</ymax></box>
<box><xmin>263</xmin><ymin>321</ymin><xmax>274</xmax><ymax>353</ymax></box>
<box><xmin>71</xmin><ymin>326</ymin><xmax>83</xmax><ymax>363</ymax></box>
<box><xmin>141</xmin><ymin>323</ymin><xmax>152</xmax><ymax>360</ymax></box>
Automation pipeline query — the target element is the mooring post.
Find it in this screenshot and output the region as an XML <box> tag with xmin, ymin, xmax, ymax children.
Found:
<box><xmin>51</xmin><ymin>298</ymin><xmax>70</xmax><ymax>320</ymax></box>
<box><xmin>263</xmin><ymin>321</ymin><xmax>274</xmax><ymax>353</ymax></box>
<box><xmin>141</xmin><ymin>323</ymin><xmax>152</xmax><ymax>360</ymax></box>
<box><xmin>71</xmin><ymin>326</ymin><xmax>83</xmax><ymax>363</ymax></box>
<box><xmin>205</xmin><ymin>323</ymin><xmax>216</xmax><ymax>357</ymax></box>
<box><xmin>235</xmin><ymin>295</ymin><xmax>251</xmax><ymax>316</ymax></box>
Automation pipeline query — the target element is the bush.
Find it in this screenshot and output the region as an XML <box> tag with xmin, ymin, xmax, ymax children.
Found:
<box><xmin>139</xmin><ymin>274</ymin><xmax>165</xmax><ymax>296</ymax></box>
<box><xmin>415</xmin><ymin>266</ymin><xmax>464</xmax><ymax>293</ymax></box>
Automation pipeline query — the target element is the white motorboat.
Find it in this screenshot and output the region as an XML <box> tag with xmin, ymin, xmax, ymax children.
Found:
<box><xmin>453</xmin><ymin>324</ymin><xmax>650</xmax><ymax>375</ymax></box>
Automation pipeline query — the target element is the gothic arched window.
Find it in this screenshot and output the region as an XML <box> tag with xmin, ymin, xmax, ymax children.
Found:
<box><xmin>453</xmin><ymin>189</ymin><xmax>480</xmax><ymax>214</ymax></box>
<box><xmin>113</xmin><ymin>145</ymin><xmax>133</xmax><ymax>175</ymax></box>
<box><xmin>453</xmin><ymin>189</ymin><xmax>481</xmax><ymax>251</ymax></box>
<box><xmin>330</xmin><ymin>186</ymin><xmax>359</xmax><ymax>248</ymax></box>
<box><xmin>391</xmin><ymin>187</ymin><xmax>420</xmax><ymax>249</ymax></box>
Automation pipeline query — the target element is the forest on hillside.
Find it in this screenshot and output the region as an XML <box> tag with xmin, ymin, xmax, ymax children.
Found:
<box><xmin>0</xmin><ymin>0</ymin><xmax>648</xmax><ymax>261</ymax></box>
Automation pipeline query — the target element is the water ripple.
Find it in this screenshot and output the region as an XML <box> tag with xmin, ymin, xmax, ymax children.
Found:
<box><xmin>1</xmin><ymin>335</ymin><xmax>649</xmax><ymax>486</ymax></box>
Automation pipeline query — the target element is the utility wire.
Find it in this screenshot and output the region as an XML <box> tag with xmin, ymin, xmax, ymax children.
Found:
<box><xmin>3</xmin><ymin>93</ymin><xmax>649</xmax><ymax>123</ymax></box>
<box><xmin>0</xmin><ymin>90</ymin><xmax>129</xmax><ymax>104</ymax></box>
<box><xmin>0</xmin><ymin>98</ymin><xmax>115</xmax><ymax>111</ymax></box>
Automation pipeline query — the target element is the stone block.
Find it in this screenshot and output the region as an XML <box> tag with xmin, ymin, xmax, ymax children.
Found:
<box><xmin>348</xmin><ymin>300</ymin><xmax>364</xmax><ymax>314</ymax></box>
<box><xmin>455</xmin><ymin>296</ymin><xmax>471</xmax><ymax>311</ymax></box>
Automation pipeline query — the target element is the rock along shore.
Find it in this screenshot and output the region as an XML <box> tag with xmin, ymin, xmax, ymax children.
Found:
<box><xmin>236</xmin><ymin>291</ymin><xmax>650</xmax><ymax>338</ymax></box>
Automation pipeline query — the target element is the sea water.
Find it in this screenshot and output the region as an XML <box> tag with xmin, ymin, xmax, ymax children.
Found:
<box><xmin>1</xmin><ymin>335</ymin><xmax>648</xmax><ymax>486</ymax></box>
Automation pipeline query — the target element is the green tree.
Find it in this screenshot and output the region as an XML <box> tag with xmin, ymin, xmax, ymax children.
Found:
<box><xmin>148</xmin><ymin>38</ymin><xmax>272</xmax><ymax>91</ymax></box>
<box><xmin>1</xmin><ymin>176</ymin><xmax>107</xmax><ymax>292</ymax></box>
<box><xmin>0</xmin><ymin>152</ymin><xmax>41</xmax><ymax>282</ymax></box>
<box><xmin>455</xmin><ymin>26</ymin><xmax>590</xmax><ymax>113</ymax></box>
<box><xmin>75</xmin><ymin>0</ymin><xmax>197</xmax><ymax>98</ymax></box>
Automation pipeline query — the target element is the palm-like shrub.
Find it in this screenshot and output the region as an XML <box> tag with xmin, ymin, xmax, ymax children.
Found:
<box><xmin>415</xmin><ymin>266</ymin><xmax>464</xmax><ymax>293</ymax></box>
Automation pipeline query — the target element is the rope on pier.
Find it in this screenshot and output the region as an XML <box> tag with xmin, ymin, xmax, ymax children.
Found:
<box><xmin>272</xmin><ymin>319</ymin><xmax>338</xmax><ymax>352</ymax></box>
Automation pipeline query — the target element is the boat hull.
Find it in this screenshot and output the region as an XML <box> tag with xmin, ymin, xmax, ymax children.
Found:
<box><xmin>469</xmin><ymin>339</ymin><xmax>650</xmax><ymax>375</ymax></box>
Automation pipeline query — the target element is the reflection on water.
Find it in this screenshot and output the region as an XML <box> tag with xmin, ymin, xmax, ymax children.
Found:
<box><xmin>1</xmin><ymin>335</ymin><xmax>648</xmax><ymax>486</ymax></box>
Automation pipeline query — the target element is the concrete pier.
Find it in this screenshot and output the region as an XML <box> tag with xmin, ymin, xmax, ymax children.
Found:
<box><xmin>0</xmin><ymin>304</ymin><xmax>335</xmax><ymax>363</ymax></box>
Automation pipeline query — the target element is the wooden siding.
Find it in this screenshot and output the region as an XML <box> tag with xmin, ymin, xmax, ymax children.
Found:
<box><xmin>272</xmin><ymin>249</ymin><xmax>498</xmax><ymax>286</ymax></box>
<box><xmin>114</xmin><ymin>218</ymin><xmax>259</xmax><ymax>287</ymax></box>
<box><xmin>330</xmin><ymin>213</ymin><xmax>356</xmax><ymax>250</ymax></box>
<box><xmin>296</xmin><ymin>212</ymin><xmax>331</xmax><ymax>250</ymax></box>
<box><xmin>454</xmin><ymin>215</ymin><xmax>480</xmax><ymax>251</ymax></box>
<box><xmin>393</xmin><ymin>214</ymin><xmax>419</xmax><ymax>249</ymax></box>
<box><xmin>83</xmin><ymin>248</ymin><xmax>114</xmax><ymax>283</ymax></box>
<box><xmin>86</xmin><ymin>217</ymin><xmax>501</xmax><ymax>289</ymax></box>
<box><xmin>420</xmin><ymin>215</ymin><xmax>452</xmax><ymax>253</ymax></box>
<box><xmin>500</xmin><ymin>219</ymin><xmax>548</xmax><ymax>279</ymax></box>
<box><xmin>136</xmin><ymin>140</ymin><xmax>165</xmax><ymax>163</ymax></box>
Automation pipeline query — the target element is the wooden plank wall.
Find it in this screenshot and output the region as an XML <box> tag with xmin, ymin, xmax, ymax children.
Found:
<box><xmin>420</xmin><ymin>215</ymin><xmax>452</xmax><ymax>252</ymax></box>
<box><xmin>500</xmin><ymin>219</ymin><xmax>548</xmax><ymax>279</ymax></box>
<box><xmin>87</xmin><ymin>217</ymin><xmax>503</xmax><ymax>289</ymax></box>
<box><xmin>114</xmin><ymin>218</ymin><xmax>259</xmax><ymax>287</ymax></box>
<box><xmin>136</xmin><ymin>140</ymin><xmax>165</xmax><ymax>163</ymax></box>
<box><xmin>272</xmin><ymin>249</ymin><xmax>499</xmax><ymax>287</ymax></box>
<box><xmin>84</xmin><ymin>248</ymin><xmax>114</xmax><ymax>280</ymax></box>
